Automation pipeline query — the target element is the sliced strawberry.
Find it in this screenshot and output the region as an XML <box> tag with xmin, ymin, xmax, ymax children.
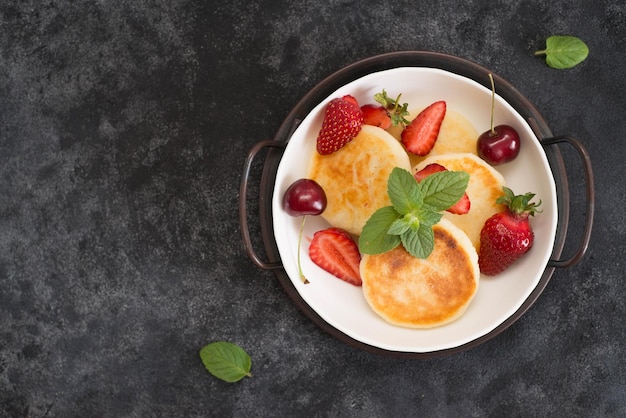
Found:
<box><xmin>361</xmin><ymin>104</ymin><xmax>392</xmax><ymax>129</ymax></box>
<box><xmin>308</xmin><ymin>227</ymin><xmax>362</xmax><ymax>286</ymax></box>
<box><xmin>414</xmin><ymin>162</ymin><xmax>447</xmax><ymax>181</ymax></box>
<box><xmin>316</xmin><ymin>96</ymin><xmax>363</xmax><ymax>155</ymax></box>
<box><xmin>447</xmin><ymin>194</ymin><xmax>471</xmax><ymax>215</ymax></box>
<box><xmin>401</xmin><ymin>101</ymin><xmax>446</xmax><ymax>156</ymax></box>
<box><xmin>414</xmin><ymin>163</ymin><xmax>471</xmax><ymax>215</ymax></box>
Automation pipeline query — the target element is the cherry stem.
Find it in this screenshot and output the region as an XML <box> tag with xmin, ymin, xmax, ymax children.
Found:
<box><xmin>297</xmin><ymin>215</ymin><xmax>309</xmax><ymax>284</ymax></box>
<box><xmin>488</xmin><ymin>73</ymin><xmax>496</xmax><ymax>135</ymax></box>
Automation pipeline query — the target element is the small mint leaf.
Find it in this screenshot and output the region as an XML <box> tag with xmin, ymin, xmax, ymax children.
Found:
<box><xmin>388</xmin><ymin>167</ymin><xmax>422</xmax><ymax>214</ymax></box>
<box><xmin>535</xmin><ymin>35</ymin><xmax>589</xmax><ymax>69</ymax></box>
<box><xmin>416</xmin><ymin>208</ymin><xmax>443</xmax><ymax>227</ymax></box>
<box><xmin>388</xmin><ymin>216</ymin><xmax>412</xmax><ymax>236</ymax></box>
<box><xmin>359</xmin><ymin>206</ymin><xmax>402</xmax><ymax>254</ymax></box>
<box><xmin>420</xmin><ymin>171</ymin><xmax>469</xmax><ymax>212</ymax></box>
<box><xmin>401</xmin><ymin>223</ymin><xmax>434</xmax><ymax>259</ymax></box>
<box><xmin>200</xmin><ymin>342</ymin><xmax>252</xmax><ymax>383</ymax></box>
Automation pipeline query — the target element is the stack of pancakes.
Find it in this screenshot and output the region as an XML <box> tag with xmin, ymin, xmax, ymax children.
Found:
<box><xmin>307</xmin><ymin>111</ymin><xmax>505</xmax><ymax>328</ymax></box>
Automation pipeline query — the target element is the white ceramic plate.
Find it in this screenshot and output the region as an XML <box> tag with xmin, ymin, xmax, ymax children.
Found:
<box><xmin>271</xmin><ymin>67</ymin><xmax>558</xmax><ymax>353</ymax></box>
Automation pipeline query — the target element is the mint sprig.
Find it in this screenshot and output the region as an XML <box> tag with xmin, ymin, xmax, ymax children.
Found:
<box><xmin>358</xmin><ymin>167</ymin><xmax>469</xmax><ymax>259</ymax></box>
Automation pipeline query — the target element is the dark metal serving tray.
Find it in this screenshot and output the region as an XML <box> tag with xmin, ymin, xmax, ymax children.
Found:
<box><xmin>240</xmin><ymin>51</ymin><xmax>594</xmax><ymax>358</ymax></box>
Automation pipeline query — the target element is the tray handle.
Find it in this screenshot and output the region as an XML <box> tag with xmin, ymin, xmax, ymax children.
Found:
<box><xmin>239</xmin><ymin>140</ymin><xmax>286</xmax><ymax>270</ymax></box>
<box><xmin>542</xmin><ymin>135</ymin><xmax>595</xmax><ymax>268</ymax></box>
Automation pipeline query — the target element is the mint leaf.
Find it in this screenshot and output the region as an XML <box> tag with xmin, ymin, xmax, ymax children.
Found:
<box><xmin>388</xmin><ymin>167</ymin><xmax>422</xmax><ymax>214</ymax></box>
<box><xmin>199</xmin><ymin>342</ymin><xmax>252</xmax><ymax>383</ymax></box>
<box><xmin>420</xmin><ymin>171</ymin><xmax>469</xmax><ymax>212</ymax></box>
<box><xmin>415</xmin><ymin>207</ymin><xmax>443</xmax><ymax>227</ymax></box>
<box><xmin>535</xmin><ymin>35</ymin><xmax>589</xmax><ymax>69</ymax></box>
<box><xmin>358</xmin><ymin>206</ymin><xmax>402</xmax><ymax>254</ymax></box>
<box><xmin>359</xmin><ymin>168</ymin><xmax>469</xmax><ymax>259</ymax></box>
<box><xmin>401</xmin><ymin>222</ymin><xmax>435</xmax><ymax>259</ymax></box>
<box><xmin>388</xmin><ymin>215</ymin><xmax>413</xmax><ymax>235</ymax></box>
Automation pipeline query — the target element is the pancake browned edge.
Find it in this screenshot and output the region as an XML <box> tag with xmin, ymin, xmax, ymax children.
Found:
<box><xmin>414</xmin><ymin>153</ymin><xmax>506</xmax><ymax>250</ymax></box>
<box><xmin>308</xmin><ymin>125</ymin><xmax>411</xmax><ymax>236</ymax></box>
<box><xmin>360</xmin><ymin>219</ymin><xmax>479</xmax><ymax>329</ymax></box>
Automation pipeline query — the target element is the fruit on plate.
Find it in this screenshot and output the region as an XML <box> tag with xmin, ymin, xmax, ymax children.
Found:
<box><xmin>283</xmin><ymin>178</ymin><xmax>327</xmax><ymax>217</ymax></box>
<box><xmin>401</xmin><ymin>100</ymin><xmax>447</xmax><ymax>156</ymax></box>
<box><xmin>309</xmin><ymin>228</ymin><xmax>362</xmax><ymax>286</ymax></box>
<box><xmin>361</xmin><ymin>104</ymin><xmax>392</xmax><ymax>129</ymax></box>
<box><xmin>370</xmin><ymin>89</ymin><xmax>411</xmax><ymax>128</ymax></box>
<box><xmin>414</xmin><ymin>163</ymin><xmax>471</xmax><ymax>215</ymax></box>
<box><xmin>316</xmin><ymin>95</ymin><xmax>364</xmax><ymax>155</ymax></box>
<box><xmin>283</xmin><ymin>179</ymin><xmax>327</xmax><ymax>283</ymax></box>
<box><xmin>477</xmin><ymin>124</ymin><xmax>520</xmax><ymax>166</ymax></box>
<box><xmin>478</xmin><ymin>187</ymin><xmax>542</xmax><ymax>275</ymax></box>
<box><xmin>476</xmin><ymin>74</ymin><xmax>520</xmax><ymax>165</ymax></box>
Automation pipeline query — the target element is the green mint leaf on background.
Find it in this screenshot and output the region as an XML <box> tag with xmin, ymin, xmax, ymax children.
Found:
<box><xmin>199</xmin><ymin>341</ymin><xmax>252</xmax><ymax>383</ymax></box>
<box><xmin>419</xmin><ymin>170</ymin><xmax>469</xmax><ymax>212</ymax></box>
<box><xmin>359</xmin><ymin>168</ymin><xmax>468</xmax><ymax>259</ymax></box>
<box><xmin>358</xmin><ymin>206</ymin><xmax>402</xmax><ymax>254</ymax></box>
<box><xmin>388</xmin><ymin>167</ymin><xmax>422</xmax><ymax>213</ymax></box>
<box><xmin>535</xmin><ymin>35</ymin><xmax>589</xmax><ymax>69</ymax></box>
<box><xmin>401</xmin><ymin>222</ymin><xmax>435</xmax><ymax>259</ymax></box>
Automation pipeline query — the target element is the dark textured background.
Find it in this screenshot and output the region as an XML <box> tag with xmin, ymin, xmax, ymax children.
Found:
<box><xmin>1</xmin><ymin>0</ymin><xmax>624</xmax><ymax>416</ymax></box>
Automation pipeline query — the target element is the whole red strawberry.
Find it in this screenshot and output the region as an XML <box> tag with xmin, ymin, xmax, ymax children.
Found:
<box><xmin>316</xmin><ymin>95</ymin><xmax>363</xmax><ymax>155</ymax></box>
<box><xmin>478</xmin><ymin>187</ymin><xmax>542</xmax><ymax>276</ymax></box>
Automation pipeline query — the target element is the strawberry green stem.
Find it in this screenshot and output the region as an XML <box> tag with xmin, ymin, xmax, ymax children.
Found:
<box><xmin>393</xmin><ymin>93</ymin><xmax>402</xmax><ymax>113</ymax></box>
<box><xmin>298</xmin><ymin>216</ymin><xmax>309</xmax><ymax>284</ymax></box>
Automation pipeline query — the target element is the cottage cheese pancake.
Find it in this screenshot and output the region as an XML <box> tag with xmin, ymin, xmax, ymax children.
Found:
<box><xmin>360</xmin><ymin>219</ymin><xmax>479</xmax><ymax>328</ymax></box>
<box><xmin>308</xmin><ymin>125</ymin><xmax>412</xmax><ymax>236</ymax></box>
<box><xmin>414</xmin><ymin>153</ymin><xmax>506</xmax><ymax>250</ymax></box>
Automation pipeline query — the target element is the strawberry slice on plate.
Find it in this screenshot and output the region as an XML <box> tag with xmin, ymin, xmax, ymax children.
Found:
<box><xmin>401</xmin><ymin>100</ymin><xmax>446</xmax><ymax>156</ymax></box>
<box><xmin>414</xmin><ymin>163</ymin><xmax>471</xmax><ymax>215</ymax></box>
<box><xmin>360</xmin><ymin>104</ymin><xmax>392</xmax><ymax>129</ymax></box>
<box><xmin>309</xmin><ymin>227</ymin><xmax>362</xmax><ymax>286</ymax></box>
<box><xmin>316</xmin><ymin>95</ymin><xmax>364</xmax><ymax>155</ymax></box>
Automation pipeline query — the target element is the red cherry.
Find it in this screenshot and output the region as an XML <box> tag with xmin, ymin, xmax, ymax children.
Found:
<box><xmin>477</xmin><ymin>74</ymin><xmax>521</xmax><ymax>166</ymax></box>
<box><xmin>477</xmin><ymin>124</ymin><xmax>521</xmax><ymax>165</ymax></box>
<box><xmin>283</xmin><ymin>179</ymin><xmax>327</xmax><ymax>216</ymax></box>
<box><xmin>283</xmin><ymin>178</ymin><xmax>328</xmax><ymax>284</ymax></box>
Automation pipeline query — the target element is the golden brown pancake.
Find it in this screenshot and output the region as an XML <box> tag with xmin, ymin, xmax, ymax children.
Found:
<box><xmin>413</xmin><ymin>153</ymin><xmax>506</xmax><ymax>250</ymax></box>
<box><xmin>360</xmin><ymin>219</ymin><xmax>479</xmax><ymax>328</ymax></box>
<box><xmin>308</xmin><ymin>125</ymin><xmax>411</xmax><ymax>235</ymax></box>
